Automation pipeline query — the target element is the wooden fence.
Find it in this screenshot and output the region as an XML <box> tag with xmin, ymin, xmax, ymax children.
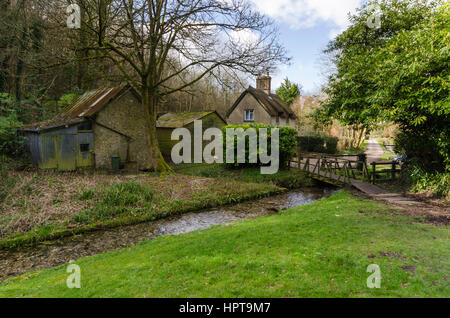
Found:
<box><xmin>370</xmin><ymin>161</ymin><xmax>402</xmax><ymax>184</ymax></box>
<box><xmin>294</xmin><ymin>152</ymin><xmax>402</xmax><ymax>185</ymax></box>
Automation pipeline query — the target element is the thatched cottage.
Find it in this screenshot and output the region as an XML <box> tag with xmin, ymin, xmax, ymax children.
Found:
<box><xmin>226</xmin><ymin>73</ymin><xmax>296</xmax><ymax>128</ymax></box>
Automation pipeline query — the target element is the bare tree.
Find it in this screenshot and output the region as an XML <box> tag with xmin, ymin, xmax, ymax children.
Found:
<box><xmin>75</xmin><ymin>0</ymin><xmax>289</xmax><ymax>171</ymax></box>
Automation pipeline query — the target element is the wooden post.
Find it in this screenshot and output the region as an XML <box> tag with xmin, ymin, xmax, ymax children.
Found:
<box><xmin>391</xmin><ymin>161</ymin><xmax>396</xmax><ymax>181</ymax></box>
<box><xmin>304</xmin><ymin>158</ymin><xmax>310</xmax><ymax>173</ymax></box>
<box><xmin>371</xmin><ymin>162</ymin><xmax>376</xmax><ymax>184</ymax></box>
<box><xmin>345</xmin><ymin>163</ymin><xmax>350</xmax><ymax>184</ymax></box>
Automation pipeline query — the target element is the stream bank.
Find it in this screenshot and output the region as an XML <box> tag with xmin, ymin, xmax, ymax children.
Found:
<box><xmin>0</xmin><ymin>187</ymin><xmax>336</xmax><ymax>282</ymax></box>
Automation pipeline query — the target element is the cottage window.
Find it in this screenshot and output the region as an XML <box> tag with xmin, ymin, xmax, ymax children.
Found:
<box><xmin>244</xmin><ymin>110</ymin><xmax>254</xmax><ymax>122</ymax></box>
<box><xmin>79</xmin><ymin>143</ymin><xmax>90</xmax><ymax>152</ymax></box>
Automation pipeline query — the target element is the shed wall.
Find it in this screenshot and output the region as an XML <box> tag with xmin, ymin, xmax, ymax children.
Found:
<box><xmin>93</xmin><ymin>90</ymin><xmax>150</xmax><ymax>169</ymax></box>
<box><xmin>25</xmin><ymin>125</ymin><xmax>94</xmax><ymax>171</ymax></box>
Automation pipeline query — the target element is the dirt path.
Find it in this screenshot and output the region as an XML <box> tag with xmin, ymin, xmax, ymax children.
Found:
<box><xmin>365</xmin><ymin>139</ymin><xmax>385</xmax><ymax>163</ymax></box>
<box><xmin>351</xmin><ymin>188</ymin><xmax>450</xmax><ymax>226</ymax></box>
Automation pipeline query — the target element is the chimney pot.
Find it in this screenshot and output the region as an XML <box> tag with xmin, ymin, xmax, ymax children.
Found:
<box><xmin>256</xmin><ymin>72</ymin><xmax>271</xmax><ymax>94</ymax></box>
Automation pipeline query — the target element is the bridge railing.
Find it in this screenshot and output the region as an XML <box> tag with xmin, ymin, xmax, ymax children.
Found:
<box><xmin>370</xmin><ymin>161</ymin><xmax>402</xmax><ymax>184</ymax></box>
<box><xmin>293</xmin><ymin>153</ymin><xmax>370</xmax><ymax>184</ymax></box>
<box><xmin>292</xmin><ymin>152</ymin><xmax>402</xmax><ymax>185</ymax></box>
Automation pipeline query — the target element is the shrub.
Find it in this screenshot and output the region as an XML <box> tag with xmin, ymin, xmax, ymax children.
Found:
<box><xmin>298</xmin><ymin>136</ymin><xmax>338</xmax><ymax>154</ymax></box>
<box><xmin>78</xmin><ymin>190</ymin><xmax>95</xmax><ymax>201</ymax></box>
<box><xmin>409</xmin><ymin>167</ymin><xmax>449</xmax><ymax>199</ymax></box>
<box><xmin>222</xmin><ymin>124</ymin><xmax>298</xmax><ymax>170</ymax></box>
<box><xmin>394</xmin><ymin>130</ymin><xmax>448</xmax><ymax>172</ymax></box>
<box><xmin>72</xmin><ymin>182</ymin><xmax>155</xmax><ymax>223</ymax></box>
<box><xmin>0</xmin><ymin>114</ymin><xmax>27</xmax><ymax>158</ymax></box>
<box><xmin>103</xmin><ymin>182</ymin><xmax>154</xmax><ymax>207</ymax></box>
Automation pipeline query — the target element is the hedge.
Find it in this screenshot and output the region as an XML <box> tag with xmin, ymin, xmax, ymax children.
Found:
<box><xmin>222</xmin><ymin>124</ymin><xmax>298</xmax><ymax>170</ymax></box>
<box><xmin>298</xmin><ymin>136</ymin><xmax>338</xmax><ymax>154</ymax></box>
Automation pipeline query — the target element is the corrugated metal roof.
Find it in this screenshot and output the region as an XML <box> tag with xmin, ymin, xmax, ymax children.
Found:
<box><xmin>157</xmin><ymin>111</ymin><xmax>226</xmax><ymax>128</ymax></box>
<box><xmin>20</xmin><ymin>85</ymin><xmax>128</xmax><ymax>131</ymax></box>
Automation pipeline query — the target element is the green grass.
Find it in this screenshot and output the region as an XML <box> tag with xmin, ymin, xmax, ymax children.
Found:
<box><xmin>175</xmin><ymin>164</ymin><xmax>314</xmax><ymax>189</ymax></box>
<box><xmin>1</xmin><ymin>191</ymin><xmax>448</xmax><ymax>298</ymax></box>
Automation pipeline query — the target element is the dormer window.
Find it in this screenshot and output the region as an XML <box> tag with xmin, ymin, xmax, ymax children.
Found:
<box><xmin>244</xmin><ymin>110</ymin><xmax>254</xmax><ymax>122</ymax></box>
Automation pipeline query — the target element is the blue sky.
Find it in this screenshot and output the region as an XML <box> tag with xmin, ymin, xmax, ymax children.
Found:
<box><xmin>249</xmin><ymin>0</ymin><xmax>364</xmax><ymax>94</ymax></box>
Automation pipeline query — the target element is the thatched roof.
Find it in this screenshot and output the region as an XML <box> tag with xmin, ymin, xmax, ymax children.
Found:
<box><xmin>226</xmin><ymin>86</ymin><xmax>296</xmax><ymax>119</ymax></box>
<box><xmin>156</xmin><ymin>111</ymin><xmax>227</xmax><ymax>128</ymax></box>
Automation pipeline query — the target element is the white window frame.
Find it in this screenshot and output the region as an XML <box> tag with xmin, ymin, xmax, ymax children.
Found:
<box><xmin>244</xmin><ymin>109</ymin><xmax>254</xmax><ymax>122</ymax></box>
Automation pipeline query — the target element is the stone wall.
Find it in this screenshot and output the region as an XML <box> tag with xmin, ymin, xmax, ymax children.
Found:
<box><xmin>227</xmin><ymin>94</ymin><xmax>272</xmax><ymax>125</ymax></box>
<box><xmin>93</xmin><ymin>90</ymin><xmax>150</xmax><ymax>169</ymax></box>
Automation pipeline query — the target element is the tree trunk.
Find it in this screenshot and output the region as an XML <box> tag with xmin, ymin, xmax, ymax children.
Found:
<box><xmin>141</xmin><ymin>88</ymin><xmax>172</xmax><ymax>172</ymax></box>
<box><xmin>76</xmin><ymin>7</ymin><xmax>88</xmax><ymax>89</ymax></box>
<box><xmin>14</xmin><ymin>25</ymin><xmax>27</xmax><ymax>101</ymax></box>
<box><xmin>355</xmin><ymin>127</ymin><xmax>366</xmax><ymax>148</ymax></box>
<box><xmin>0</xmin><ymin>0</ymin><xmax>11</xmax><ymax>91</ymax></box>
<box><xmin>0</xmin><ymin>56</ymin><xmax>9</xmax><ymax>93</ymax></box>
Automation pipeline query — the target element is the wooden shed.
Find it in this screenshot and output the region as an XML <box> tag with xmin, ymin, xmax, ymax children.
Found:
<box><xmin>156</xmin><ymin>111</ymin><xmax>227</xmax><ymax>161</ymax></box>
<box><xmin>19</xmin><ymin>84</ymin><xmax>151</xmax><ymax>171</ymax></box>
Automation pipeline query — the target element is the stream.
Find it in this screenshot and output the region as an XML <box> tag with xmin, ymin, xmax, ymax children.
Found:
<box><xmin>0</xmin><ymin>187</ymin><xmax>337</xmax><ymax>282</ymax></box>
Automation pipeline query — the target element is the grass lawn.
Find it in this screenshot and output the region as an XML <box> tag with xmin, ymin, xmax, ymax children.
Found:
<box><xmin>1</xmin><ymin>191</ymin><xmax>448</xmax><ymax>298</ymax></box>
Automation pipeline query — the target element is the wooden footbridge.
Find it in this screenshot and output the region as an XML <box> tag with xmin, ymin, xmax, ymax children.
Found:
<box><xmin>292</xmin><ymin>153</ymin><xmax>429</xmax><ymax>207</ymax></box>
<box><xmin>293</xmin><ymin>154</ymin><xmax>402</xmax><ymax>196</ymax></box>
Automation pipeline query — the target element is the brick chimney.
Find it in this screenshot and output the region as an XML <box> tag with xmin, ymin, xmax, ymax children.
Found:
<box><xmin>256</xmin><ymin>72</ymin><xmax>271</xmax><ymax>94</ymax></box>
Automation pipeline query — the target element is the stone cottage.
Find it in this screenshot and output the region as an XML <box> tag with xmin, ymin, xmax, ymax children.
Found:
<box><xmin>19</xmin><ymin>84</ymin><xmax>151</xmax><ymax>171</ymax></box>
<box><xmin>226</xmin><ymin>73</ymin><xmax>296</xmax><ymax>128</ymax></box>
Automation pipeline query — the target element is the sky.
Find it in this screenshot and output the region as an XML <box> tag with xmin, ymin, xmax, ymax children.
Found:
<box><xmin>250</xmin><ymin>0</ymin><xmax>364</xmax><ymax>94</ymax></box>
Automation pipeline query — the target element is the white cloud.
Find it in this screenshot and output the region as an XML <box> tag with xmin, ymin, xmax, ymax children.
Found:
<box><xmin>251</xmin><ymin>0</ymin><xmax>362</xmax><ymax>29</ymax></box>
<box><xmin>230</xmin><ymin>29</ymin><xmax>260</xmax><ymax>46</ymax></box>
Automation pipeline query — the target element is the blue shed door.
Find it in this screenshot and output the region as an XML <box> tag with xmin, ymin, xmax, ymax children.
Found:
<box><xmin>58</xmin><ymin>135</ymin><xmax>77</xmax><ymax>171</ymax></box>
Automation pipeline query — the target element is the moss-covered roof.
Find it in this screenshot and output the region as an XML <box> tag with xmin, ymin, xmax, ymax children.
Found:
<box><xmin>156</xmin><ymin>111</ymin><xmax>226</xmax><ymax>128</ymax></box>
